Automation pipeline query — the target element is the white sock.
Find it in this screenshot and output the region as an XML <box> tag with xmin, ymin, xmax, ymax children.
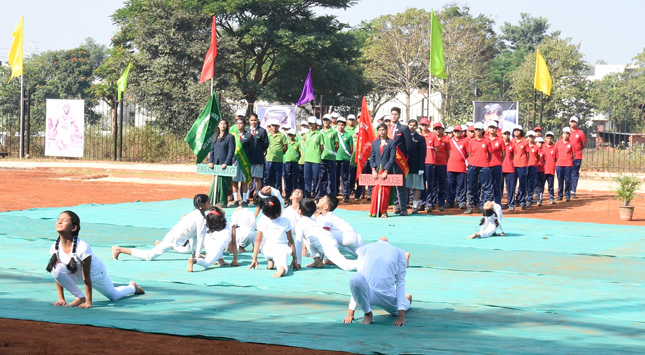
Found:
<box><xmin>413</xmin><ymin>200</ymin><xmax>419</xmax><ymax>208</ymax></box>
<box><xmin>243</xmin><ymin>192</ymin><xmax>248</xmax><ymax>202</ymax></box>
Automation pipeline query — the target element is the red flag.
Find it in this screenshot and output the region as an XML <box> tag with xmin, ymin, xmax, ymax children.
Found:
<box><xmin>355</xmin><ymin>97</ymin><xmax>375</xmax><ymax>178</ymax></box>
<box><xmin>199</xmin><ymin>16</ymin><xmax>217</xmax><ymax>83</ymax></box>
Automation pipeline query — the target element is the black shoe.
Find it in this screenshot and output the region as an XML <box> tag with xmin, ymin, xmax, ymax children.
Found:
<box><xmin>394</xmin><ymin>205</ymin><xmax>401</xmax><ymax>214</ymax></box>
<box><xmin>366</xmin><ymin>194</ymin><xmax>371</xmax><ymax>201</ymax></box>
<box><xmin>439</xmin><ymin>206</ymin><xmax>445</xmax><ymax>212</ymax></box>
<box><xmin>537</xmin><ymin>200</ymin><xmax>542</xmax><ymax>206</ymax></box>
<box><xmin>464</xmin><ymin>208</ymin><xmax>473</xmax><ymax>214</ymax></box>
<box><xmin>400</xmin><ymin>209</ymin><xmax>408</xmax><ymax>216</ymax></box>
<box><xmin>459</xmin><ymin>204</ymin><xmax>466</xmax><ymax>210</ymax></box>
<box><xmin>571</xmin><ymin>192</ymin><xmax>577</xmax><ymax>199</ymax></box>
<box><xmin>241</xmin><ymin>201</ymin><xmax>249</xmax><ymax>207</ymax></box>
<box><xmin>343</xmin><ymin>197</ymin><xmax>349</xmax><ymax>203</ymax></box>
<box><xmin>477</xmin><ymin>206</ymin><xmax>483</xmax><ymax>213</ymax></box>
<box><xmin>411</xmin><ymin>207</ymin><xmax>418</xmax><ymax>214</ymax></box>
<box><xmin>557</xmin><ymin>197</ymin><xmax>563</xmax><ymax>201</ymax></box>
<box><xmin>566</xmin><ymin>197</ymin><xmax>571</xmax><ymax>202</ymax></box>
<box><xmin>527</xmin><ymin>202</ymin><xmax>533</xmax><ymax>208</ymax></box>
<box><xmin>426</xmin><ymin>205</ymin><xmax>434</xmax><ymax>212</ymax></box>
<box><xmin>229</xmin><ymin>201</ymin><xmax>240</xmax><ymax>208</ymax></box>
<box><xmin>509</xmin><ymin>205</ymin><xmax>515</xmax><ymax>211</ymax></box>
<box><xmin>446</xmin><ymin>204</ymin><xmax>454</xmax><ymax>209</ymax></box>
<box><xmin>521</xmin><ymin>204</ymin><xmax>527</xmax><ymax>210</ymax></box>
<box><xmin>550</xmin><ymin>199</ymin><xmax>556</xmax><ymax>205</ymax></box>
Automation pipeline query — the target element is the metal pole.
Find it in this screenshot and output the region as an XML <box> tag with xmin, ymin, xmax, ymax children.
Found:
<box><xmin>19</xmin><ymin>76</ymin><xmax>24</xmax><ymax>158</ymax></box>
<box><xmin>119</xmin><ymin>97</ymin><xmax>124</xmax><ymax>160</ymax></box>
<box><xmin>113</xmin><ymin>91</ymin><xmax>118</xmax><ymax>161</ymax></box>
<box><xmin>533</xmin><ymin>89</ymin><xmax>536</xmax><ymax>124</ymax></box>
<box><xmin>539</xmin><ymin>92</ymin><xmax>544</xmax><ymax>127</ymax></box>
<box><xmin>26</xmin><ymin>88</ymin><xmax>31</xmax><ymax>156</ymax></box>
<box><xmin>210</xmin><ymin>78</ymin><xmax>213</xmax><ymax>96</ymax></box>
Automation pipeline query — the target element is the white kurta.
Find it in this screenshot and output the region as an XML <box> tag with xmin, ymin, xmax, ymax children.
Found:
<box><xmin>315</xmin><ymin>211</ymin><xmax>364</xmax><ymax>255</ymax></box>
<box><xmin>195</xmin><ymin>223</ymin><xmax>233</xmax><ymax>269</ymax></box>
<box><xmin>257</xmin><ymin>216</ymin><xmax>293</xmax><ymax>271</ymax></box>
<box><xmin>479</xmin><ymin>202</ymin><xmax>504</xmax><ymax>238</ymax></box>
<box><xmin>295</xmin><ymin>217</ymin><xmax>357</xmax><ymax>271</ymax></box>
<box><xmin>348</xmin><ymin>240</ymin><xmax>409</xmax><ymax>315</ymax></box>
<box><xmin>231</xmin><ymin>208</ymin><xmax>257</xmax><ymax>248</ymax></box>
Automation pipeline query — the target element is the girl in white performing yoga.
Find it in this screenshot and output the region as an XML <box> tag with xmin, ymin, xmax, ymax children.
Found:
<box><xmin>188</xmin><ymin>206</ymin><xmax>239</xmax><ymax>271</ymax></box>
<box><xmin>46</xmin><ymin>211</ymin><xmax>144</xmax><ymax>309</ymax></box>
<box><xmin>467</xmin><ymin>201</ymin><xmax>505</xmax><ymax>239</ymax></box>
<box><xmin>112</xmin><ymin>194</ymin><xmax>211</xmax><ymax>268</ymax></box>
<box><xmin>230</xmin><ymin>206</ymin><xmax>257</xmax><ymax>253</ymax></box>
<box><xmin>249</xmin><ymin>196</ymin><xmax>300</xmax><ymax>277</ymax></box>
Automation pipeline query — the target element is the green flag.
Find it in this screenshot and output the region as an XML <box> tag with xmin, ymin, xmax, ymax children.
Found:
<box><xmin>117</xmin><ymin>63</ymin><xmax>132</xmax><ymax>100</ymax></box>
<box><xmin>234</xmin><ymin>133</ymin><xmax>252</xmax><ymax>184</ymax></box>
<box><xmin>184</xmin><ymin>92</ymin><xmax>221</xmax><ymax>163</ymax></box>
<box><xmin>430</xmin><ymin>10</ymin><xmax>447</xmax><ymax>79</ymax></box>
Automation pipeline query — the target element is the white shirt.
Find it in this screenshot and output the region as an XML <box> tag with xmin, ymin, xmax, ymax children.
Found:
<box><xmin>168</xmin><ymin>209</ymin><xmax>208</xmax><ymax>249</ymax></box>
<box><xmin>315</xmin><ymin>211</ymin><xmax>356</xmax><ymax>235</ymax></box>
<box><xmin>231</xmin><ymin>208</ymin><xmax>257</xmax><ymax>231</ymax></box>
<box><xmin>282</xmin><ymin>205</ymin><xmax>301</xmax><ymax>232</ymax></box>
<box><xmin>295</xmin><ymin>216</ymin><xmax>336</xmax><ymax>265</ymax></box>
<box><xmin>49</xmin><ymin>237</ymin><xmax>106</xmax><ymax>276</ymax></box>
<box><xmin>257</xmin><ymin>216</ymin><xmax>291</xmax><ymax>250</ymax></box>
<box><xmin>257</xmin><ymin>187</ymin><xmax>285</xmax><ymax>212</ymax></box>
<box><xmin>349</xmin><ymin>240</ymin><xmax>407</xmax><ymax>311</ymax></box>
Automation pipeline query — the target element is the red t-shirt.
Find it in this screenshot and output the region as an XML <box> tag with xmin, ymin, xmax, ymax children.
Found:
<box><xmin>486</xmin><ymin>135</ymin><xmax>505</xmax><ymax>167</ymax></box>
<box><xmin>555</xmin><ymin>140</ymin><xmax>574</xmax><ymax>167</ymax></box>
<box><xmin>569</xmin><ymin>128</ymin><xmax>586</xmax><ymax>159</ymax></box>
<box><xmin>466</xmin><ymin>137</ymin><xmax>492</xmax><ymax>167</ymax></box>
<box><xmin>435</xmin><ymin>135</ymin><xmax>449</xmax><ymax>165</ymax></box>
<box><xmin>512</xmin><ymin>138</ymin><xmax>529</xmax><ymax>168</ymax></box>
<box><xmin>536</xmin><ymin>144</ymin><xmax>545</xmax><ymax>172</ymax></box>
<box><xmin>542</xmin><ymin>143</ymin><xmax>556</xmax><ymax>175</ymax></box>
<box><xmin>422</xmin><ymin>132</ymin><xmax>438</xmax><ymax>165</ymax></box>
<box><xmin>447</xmin><ymin>137</ymin><xmax>467</xmax><ymax>173</ymax></box>
<box><xmin>527</xmin><ymin>143</ymin><xmax>540</xmax><ymax>167</ymax></box>
<box><xmin>502</xmin><ymin>141</ymin><xmax>515</xmax><ymax>173</ymax></box>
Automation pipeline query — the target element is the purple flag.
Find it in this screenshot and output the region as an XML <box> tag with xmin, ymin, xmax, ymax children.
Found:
<box><xmin>296</xmin><ymin>67</ymin><xmax>314</xmax><ymax>106</ymax></box>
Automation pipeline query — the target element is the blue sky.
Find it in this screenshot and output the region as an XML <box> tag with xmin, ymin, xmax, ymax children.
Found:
<box><xmin>1</xmin><ymin>0</ymin><xmax>643</xmax><ymax>65</ymax></box>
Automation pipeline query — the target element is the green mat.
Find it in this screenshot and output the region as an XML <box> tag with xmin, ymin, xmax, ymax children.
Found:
<box><xmin>1</xmin><ymin>200</ymin><xmax>644</xmax><ymax>354</ymax></box>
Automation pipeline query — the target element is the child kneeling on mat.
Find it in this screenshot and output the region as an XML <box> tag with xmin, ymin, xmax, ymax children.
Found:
<box><xmin>467</xmin><ymin>201</ymin><xmax>505</xmax><ymax>239</ymax></box>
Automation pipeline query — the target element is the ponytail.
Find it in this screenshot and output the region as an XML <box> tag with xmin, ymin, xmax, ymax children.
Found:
<box><xmin>193</xmin><ymin>194</ymin><xmax>210</xmax><ymax>219</ymax></box>
<box><xmin>45</xmin><ymin>237</ymin><xmax>60</xmax><ymax>273</ymax></box>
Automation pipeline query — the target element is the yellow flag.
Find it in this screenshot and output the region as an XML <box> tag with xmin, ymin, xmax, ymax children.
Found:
<box><xmin>8</xmin><ymin>16</ymin><xmax>24</xmax><ymax>83</ymax></box>
<box><xmin>534</xmin><ymin>49</ymin><xmax>552</xmax><ymax>96</ymax></box>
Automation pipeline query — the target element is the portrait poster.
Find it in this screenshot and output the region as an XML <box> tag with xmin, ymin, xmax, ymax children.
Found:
<box><xmin>473</xmin><ymin>101</ymin><xmax>519</xmax><ymax>130</ymax></box>
<box><xmin>45</xmin><ymin>99</ymin><xmax>85</xmax><ymax>157</ymax></box>
<box><xmin>255</xmin><ymin>105</ymin><xmax>297</xmax><ymax>130</ymax></box>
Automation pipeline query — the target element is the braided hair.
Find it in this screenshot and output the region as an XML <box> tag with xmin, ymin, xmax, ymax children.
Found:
<box><xmin>193</xmin><ymin>194</ymin><xmax>210</xmax><ymax>219</ymax></box>
<box><xmin>46</xmin><ymin>211</ymin><xmax>81</xmax><ymax>273</ymax></box>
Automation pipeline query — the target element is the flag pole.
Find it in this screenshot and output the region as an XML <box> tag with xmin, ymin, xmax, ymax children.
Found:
<box><xmin>533</xmin><ymin>89</ymin><xmax>536</xmax><ymax>125</ymax></box>
<box><xmin>19</xmin><ymin>75</ymin><xmax>24</xmax><ymax>158</ymax></box>
<box><xmin>210</xmin><ymin>78</ymin><xmax>213</xmax><ymax>96</ymax></box>
<box><xmin>539</xmin><ymin>92</ymin><xmax>544</xmax><ymax>127</ymax></box>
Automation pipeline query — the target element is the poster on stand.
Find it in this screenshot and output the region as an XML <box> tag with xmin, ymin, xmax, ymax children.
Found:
<box><xmin>256</xmin><ymin>105</ymin><xmax>296</xmax><ymax>130</ymax></box>
<box><xmin>473</xmin><ymin>101</ymin><xmax>519</xmax><ymax>130</ymax></box>
<box><xmin>45</xmin><ymin>99</ymin><xmax>84</xmax><ymax>157</ymax></box>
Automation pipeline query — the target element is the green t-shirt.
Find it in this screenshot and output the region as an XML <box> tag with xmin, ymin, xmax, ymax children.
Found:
<box><xmin>298</xmin><ymin>139</ymin><xmax>306</xmax><ymax>165</ymax></box>
<box><xmin>304</xmin><ymin>130</ymin><xmax>323</xmax><ymax>163</ymax></box>
<box><xmin>284</xmin><ymin>139</ymin><xmax>300</xmax><ymax>163</ymax></box>
<box><xmin>266</xmin><ymin>131</ymin><xmax>287</xmax><ymax>162</ymax></box>
<box><xmin>320</xmin><ymin>127</ymin><xmax>338</xmax><ymax>161</ymax></box>
<box><xmin>350</xmin><ymin>137</ymin><xmax>357</xmax><ymax>167</ymax></box>
<box><xmin>345</xmin><ymin>126</ymin><xmax>356</xmax><ymax>137</ymax></box>
<box><xmin>335</xmin><ymin>131</ymin><xmax>353</xmax><ymax>161</ymax></box>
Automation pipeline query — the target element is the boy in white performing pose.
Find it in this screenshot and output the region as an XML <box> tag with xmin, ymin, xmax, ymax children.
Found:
<box><xmin>467</xmin><ymin>201</ymin><xmax>505</xmax><ymax>239</ymax></box>
<box><xmin>342</xmin><ymin>237</ymin><xmax>412</xmax><ymax>326</ymax></box>
<box><xmin>295</xmin><ymin>198</ymin><xmax>357</xmax><ymax>271</ymax></box>
<box><xmin>315</xmin><ymin>194</ymin><xmax>364</xmax><ymax>257</ymax></box>
<box><xmin>230</xmin><ymin>206</ymin><xmax>257</xmax><ymax>253</ymax></box>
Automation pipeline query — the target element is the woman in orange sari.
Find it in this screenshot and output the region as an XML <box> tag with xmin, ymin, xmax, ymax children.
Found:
<box><xmin>369</xmin><ymin>123</ymin><xmax>396</xmax><ymax>218</ymax></box>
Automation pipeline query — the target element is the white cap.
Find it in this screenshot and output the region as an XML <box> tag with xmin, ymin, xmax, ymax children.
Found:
<box><xmin>347</xmin><ymin>114</ymin><xmax>356</xmax><ymax>120</ymax></box>
<box><xmin>287</xmin><ymin>128</ymin><xmax>296</xmax><ymax>135</ymax></box>
<box><xmin>461</xmin><ymin>124</ymin><xmax>469</xmax><ymax>131</ymax></box>
<box><xmin>337</xmin><ymin>116</ymin><xmax>346</xmax><ymax>123</ymax></box>
<box><xmin>514</xmin><ymin>124</ymin><xmax>523</xmax><ymax>131</ymax></box>
<box><xmin>474</xmin><ymin>122</ymin><xmax>485</xmax><ymax>130</ymax></box>
<box><xmin>281</xmin><ymin>123</ymin><xmax>290</xmax><ymax>129</ymax></box>
<box><xmin>300</xmin><ymin>120</ymin><xmax>308</xmax><ymax>126</ymax></box>
<box><xmin>331</xmin><ymin>112</ymin><xmax>340</xmax><ymax>118</ymax></box>
<box><xmin>384</xmin><ymin>116</ymin><xmax>391</xmax><ymax>121</ymax></box>
<box><xmin>502</xmin><ymin>125</ymin><xmax>512</xmax><ymax>134</ymax></box>
<box><xmin>323</xmin><ymin>114</ymin><xmax>332</xmax><ymax>119</ymax></box>
<box><xmin>545</xmin><ymin>131</ymin><xmax>555</xmax><ymax>137</ymax></box>
<box><xmin>535</xmin><ymin>137</ymin><xmax>545</xmax><ymax>142</ymax></box>
<box><xmin>487</xmin><ymin>120</ymin><xmax>498</xmax><ymax>128</ymax></box>
<box><xmin>527</xmin><ymin>130</ymin><xmax>536</xmax><ymax>136</ymax></box>
<box><xmin>235</xmin><ymin>109</ymin><xmax>246</xmax><ymax>117</ymax></box>
<box><xmin>300</xmin><ymin>128</ymin><xmax>310</xmax><ymax>134</ymax></box>
<box><xmin>307</xmin><ymin>116</ymin><xmax>317</xmax><ymax>124</ymax></box>
<box><xmin>316</xmin><ymin>119</ymin><xmax>322</xmax><ymax>125</ymax></box>
<box><xmin>562</xmin><ymin>127</ymin><xmax>571</xmax><ymax>133</ymax></box>
<box><xmin>269</xmin><ymin>119</ymin><xmax>280</xmax><ymax>126</ymax></box>
<box><xmin>570</xmin><ymin>116</ymin><xmax>579</xmax><ymax>123</ymax></box>
<box><xmin>446</xmin><ymin>126</ymin><xmax>454</xmax><ymax>133</ymax></box>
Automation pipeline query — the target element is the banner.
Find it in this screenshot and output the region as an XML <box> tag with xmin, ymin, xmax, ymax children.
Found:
<box><xmin>473</xmin><ymin>101</ymin><xmax>519</xmax><ymax>130</ymax></box>
<box><xmin>184</xmin><ymin>93</ymin><xmax>221</xmax><ymax>163</ymax></box>
<box><xmin>45</xmin><ymin>99</ymin><xmax>84</xmax><ymax>157</ymax></box>
<box><xmin>256</xmin><ymin>105</ymin><xmax>296</xmax><ymax>129</ymax></box>
<box><xmin>355</xmin><ymin>97</ymin><xmax>375</xmax><ymax>176</ymax></box>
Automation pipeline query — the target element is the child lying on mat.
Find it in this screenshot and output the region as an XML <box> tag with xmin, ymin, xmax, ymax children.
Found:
<box><xmin>467</xmin><ymin>201</ymin><xmax>505</xmax><ymax>239</ymax></box>
<box><xmin>46</xmin><ymin>210</ymin><xmax>144</xmax><ymax>309</ymax></box>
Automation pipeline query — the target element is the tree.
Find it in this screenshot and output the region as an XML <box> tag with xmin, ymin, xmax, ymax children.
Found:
<box><xmin>509</xmin><ymin>36</ymin><xmax>593</xmax><ymax>129</ymax></box>
<box><xmin>499</xmin><ymin>13</ymin><xmax>554</xmax><ymax>53</ymax></box>
<box><xmin>431</xmin><ymin>5</ymin><xmax>497</xmax><ymax>125</ymax></box>
<box><xmin>361</xmin><ymin>8</ymin><xmax>431</xmax><ymax>121</ymax></box>
<box><xmin>592</xmin><ymin>49</ymin><xmax>645</xmax><ymax>133</ymax></box>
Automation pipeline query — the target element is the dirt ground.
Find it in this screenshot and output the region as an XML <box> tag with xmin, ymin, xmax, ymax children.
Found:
<box><xmin>1</xmin><ymin>166</ymin><xmax>644</xmax><ymax>354</ymax></box>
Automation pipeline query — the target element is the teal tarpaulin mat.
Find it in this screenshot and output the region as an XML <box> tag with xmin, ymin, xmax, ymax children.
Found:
<box><xmin>1</xmin><ymin>200</ymin><xmax>644</xmax><ymax>354</ymax></box>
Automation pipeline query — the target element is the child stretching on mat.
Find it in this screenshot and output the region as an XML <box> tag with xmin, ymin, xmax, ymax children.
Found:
<box><xmin>230</xmin><ymin>206</ymin><xmax>257</xmax><ymax>253</ymax></box>
<box><xmin>112</xmin><ymin>194</ymin><xmax>210</xmax><ymax>268</ymax></box>
<box><xmin>467</xmin><ymin>201</ymin><xmax>505</xmax><ymax>239</ymax></box>
<box><xmin>188</xmin><ymin>206</ymin><xmax>239</xmax><ymax>271</ymax></box>
<box><xmin>249</xmin><ymin>196</ymin><xmax>300</xmax><ymax>277</ymax></box>
<box><xmin>295</xmin><ymin>199</ymin><xmax>357</xmax><ymax>271</ymax></box>
<box><xmin>47</xmin><ymin>211</ymin><xmax>144</xmax><ymax>309</ymax></box>
<box><xmin>316</xmin><ymin>194</ymin><xmax>364</xmax><ymax>257</ymax></box>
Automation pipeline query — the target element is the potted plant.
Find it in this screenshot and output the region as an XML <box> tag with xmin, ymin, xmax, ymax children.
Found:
<box><xmin>613</xmin><ymin>174</ymin><xmax>643</xmax><ymax>221</ymax></box>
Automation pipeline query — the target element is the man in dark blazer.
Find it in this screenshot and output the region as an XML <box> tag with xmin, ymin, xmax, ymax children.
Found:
<box><xmin>387</xmin><ymin>107</ymin><xmax>412</xmax><ymax>215</ymax></box>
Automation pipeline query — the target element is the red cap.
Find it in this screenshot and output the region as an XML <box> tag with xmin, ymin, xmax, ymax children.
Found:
<box><xmin>453</xmin><ymin>125</ymin><xmax>462</xmax><ymax>131</ymax></box>
<box><xmin>432</xmin><ymin>122</ymin><xmax>444</xmax><ymax>129</ymax></box>
<box><xmin>534</xmin><ymin>126</ymin><xmax>542</xmax><ymax>131</ymax></box>
<box><xmin>468</xmin><ymin>125</ymin><xmax>475</xmax><ymax>131</ymax></box>
<box><xmin>420</xmin><ymin>117</ymin><xmax>430</xmax><ymax>125</ymax></box>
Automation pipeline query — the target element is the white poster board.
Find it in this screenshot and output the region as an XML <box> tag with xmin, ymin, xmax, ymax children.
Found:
<box><xmin>45</xmin><ymin>99</ymin><xmax>84</xmax><ymax>157</ymax></box>
<box><xmin>473</xmin><ymin>101</ymin><xmax>519</xmax><ymax>130</ymax></box>
<box><xmin>256</xmin><ymin>105</ymin><xmax>296</xmax><ymax>130</ymax></box>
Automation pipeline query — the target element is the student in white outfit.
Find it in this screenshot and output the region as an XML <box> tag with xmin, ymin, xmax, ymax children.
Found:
<box><xmin>47</xmin><ymin>211</ymin><xmax>144</xmax><ymax>309</ymax></box>
<box><xmin>189</xmin><ymin>206</ymin><xmax>239</xmax><ymax>271</ymax></box>
<box><xmin>254</xmin><ymin>186</ymin><xmax>284</xmax><ymax>218</ymax></box>
<box><xmin>230</xmin><ymin>206</ymin><xmax>257</xmax><ymax>252</ymax></box>
<box><xmin>295</xmin><ymin>199</ymin><xmax>357</xmax><ymax>271</ymax></box>
<box><xmin>249</xmin><ymin>196</ymin><xmax>300</xmax><ymax>277</ymax></box>
<box><xmin>282</xmin><ymin>189</ymin><xmax>308</xmax><ymax>257</ymax></box>
<box><xmin>342</xmin><ymin>237</ymin><xmax>411</xmax><ymax>326</ymax></box>
<box><xmin>112</xmin><ymin>194</ymin><xmax>210</xmax><ymax>268</ymax></box>
<box><xmin>467</xmin><ymin>201</ymin><xmax>505</xmax><ymax>239</ymax></box>
<box><xmin>315</xmin><ymin>194</ymin><xmax>364</xmax><ymax>257</ymax></box>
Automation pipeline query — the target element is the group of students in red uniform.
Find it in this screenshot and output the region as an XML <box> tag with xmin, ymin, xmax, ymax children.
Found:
<box><xmin>415</xmin><ymin>116</ymin><xmax>586</xmax><ymax>213</ymax></box>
